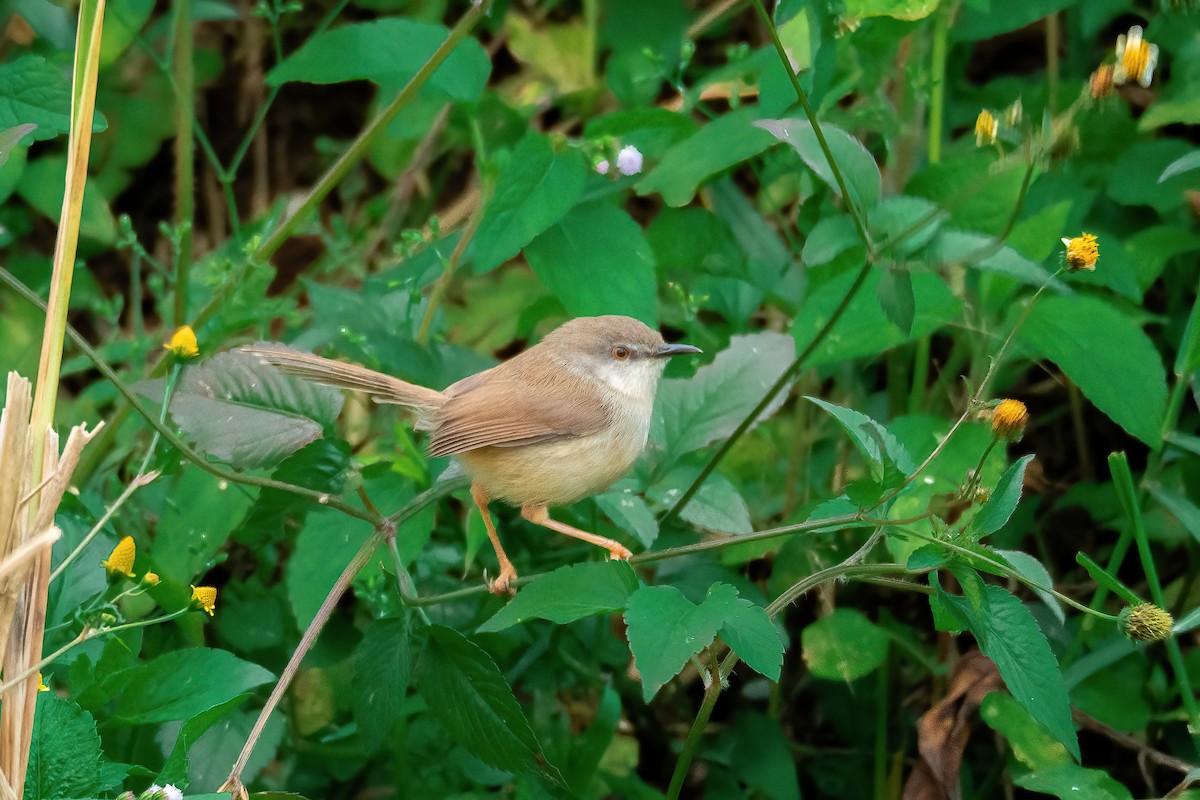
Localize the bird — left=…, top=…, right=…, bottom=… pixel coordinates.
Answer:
left=240, top=315, right=701, bottom=594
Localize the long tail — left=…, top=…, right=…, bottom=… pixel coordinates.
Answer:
left=238, top=343, right=445, bottom=415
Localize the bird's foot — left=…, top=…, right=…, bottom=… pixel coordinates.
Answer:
left=608, top=543, right=633, bottom=561
left=487, top=564, right=518, bottom=596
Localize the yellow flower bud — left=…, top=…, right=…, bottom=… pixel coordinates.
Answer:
left=142, top=572, right=160, bottom=586
left=37, top=673, right=49, bottom=692
left=1114, top=25, right=1159, bottom=88
left=164, top=325, right=199, bottom=359
left=991, top=399, right=1029, bottom=441
left=974, top=109, right=998, bottom=147
left=1062, top=233, right=1099, bottom=272
left=100, top=536, right=136, bottom=578
left=1119, top=603, right=1173, bottom=642
left=190, top=585, right=218, bottom=616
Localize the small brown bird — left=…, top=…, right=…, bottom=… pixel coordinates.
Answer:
left=241, top=315, right=700, bottom=594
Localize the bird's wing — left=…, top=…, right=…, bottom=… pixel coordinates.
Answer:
left=427, top=378, right=609, bottom=457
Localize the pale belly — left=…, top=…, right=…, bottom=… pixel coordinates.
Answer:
left=458, top=418, right=648, bottom=507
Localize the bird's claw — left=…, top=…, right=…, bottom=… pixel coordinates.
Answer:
left=487, top=565, right=518, bottom=596
left=608, top=544, right=633, bottom=561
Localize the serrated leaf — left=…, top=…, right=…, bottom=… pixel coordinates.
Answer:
left=594, top=492, right=659, bottom=548
left=651, top=332, right=795, bottom=468
left=1020, top=294, right=1166, bottom=447
left=164, top=348, right=344, bottom=470
left=676, top=471, right=754, bottom=534
left=478, top=561, right=640, bottom=633
left=354, top=616, right=411, bottom=754
left=473, top=134, right=586, bottom=272
left=157, top=695, right=248, bottom=786
left=25, top=693, right=105, bottom=799
left=0, top=56, right=73, bottom=142
left=624, top=583, right=741, bottom=701
left=939, top=584, right=1079, bottom=760
left=422, top=625, right=564, bottom=784
left=721, top=602, right=785, bottom=682
left=754, top=118, right=881, bottom=209
left=267, top=19, right=490, bottom=101
left=806, top=397, right=915, bottom=478
left=524, top=201, right=658, bottom=324
left=115, top=648, right=274, bottom=724
left=995, top=549, right=1065, bottom=626
left=876, top=268, right=915, bottom=334
left=801, top=609, right=889, bottom=681
left=974, top=454, right=1035, bottom=536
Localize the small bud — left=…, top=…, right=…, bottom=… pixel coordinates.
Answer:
left=1090, top=64, right=1115, bottom=99
left=1119, top=603, right=1173, bottom=642
left=975, top=109, right=998, bottom=147
left=616, top=145, right=644, bottom=176
left=990, top=399, right=1029, bottom=441
left=101, top=536, right=136, bottom=578
left=1061, top=232, right=1099, bottom=271
left=595, top=159, right=610, bottom=175
left=164, top=325, right=199, bottom=359
left=37, top=673, right=49, bottom=692
left=142, top=571, right=160, bottom=586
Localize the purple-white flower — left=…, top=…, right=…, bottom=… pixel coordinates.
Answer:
left=595, top=159, right=610, bottom=175
left=616, top=145, right=643, bottom=176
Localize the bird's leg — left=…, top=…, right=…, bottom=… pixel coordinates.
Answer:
left=471, top=483, right=517, bottom=595
left=520, top=503, right=633, bottom=561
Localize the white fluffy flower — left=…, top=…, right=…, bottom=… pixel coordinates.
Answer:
left=595, top=159, right=610, bottom=175
left=162, top=786, right=183, bottom=800
left=615, top=145, right=643, bottom=176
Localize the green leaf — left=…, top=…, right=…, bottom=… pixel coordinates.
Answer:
left=1147, top=482, right=1200, bottom=545
left=1075, top=553, right=1142, bottom=606
left=354, top=616, right=411, bottom=754
left=754, top=118, right=881, bottom=209
left=0, top=56, right=72, bottom=141
left=995, top=549, right=1065, bottom=626
left=116, top=647, right=274, bottom=724
left=524, top=201, right=658, bottom=324
left=728, top=711, right=802, bottom=800
left=801, top=608, right=889, bottom=681
left=843, top=0, right=938, bottom=19
left=25, top=693, right=104, bottom=799
left=163, top=348, right=345, bottom=470
left=594, top=492, right=659, bottom=548
left=1158, top=150, right=1200, bottom=183
left=1016, top=764, right=1134, bottom=800
left=975, top=454, right=1035, bottom=536
left=721, top=601, right=785, bottom=682
left=869, top=195, right=945, bottom=257
left=0, top=123, right=36, bottom=169
left=472, top=134, right=587, bottom=273
left=906, top=154, right=1028, bottom=235
left=478, top=561, right=640, bottom=633
left=422, top=625, right=565, bottom=784
left=287, top=510, right=386, bottom=629
left=677, top=471, right=754, bottom=534
left=806, top=397, right=915, bottom=478
left=17, top=156, right=117, bottom=243
left=267, top=19, right=490, bottom=100
left=157, top=695, right=248, bottom=786
left=791, top=264, right=961, bottom=367
left=636, top=107, right=777, bottom=206
left=651, top=332, right=795, bottom=468
left=624, top=583, right=741, bottom=701
left=1019, top=294, right=1167, bottom=447
left=929, top=229, right=1063, bottom=289
left=155, top=465, right=257, bottom=584
left=876, top=268, right=915, bottom=334
left=940, top=585, right=1079, bottom=760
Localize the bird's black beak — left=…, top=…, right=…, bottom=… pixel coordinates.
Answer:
left=656, top=343, right=702, bottom=358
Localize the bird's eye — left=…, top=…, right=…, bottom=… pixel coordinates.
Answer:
left=612, top=345, right=631, bottom=361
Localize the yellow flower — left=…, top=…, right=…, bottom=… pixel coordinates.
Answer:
left=1114, top=25, right=1159, bottom=87
left=191, top=585, right=217, bottom=616
left=164, top=325, right=199, bottom=359
left=1090, top=64, right=1115, bottom=99
left=974, top=109, right=998, bottom=147
left=101, top=536, right=136, bottom=578
left=991, top=399, right=1029, bottom=441
left=1061, top=232, right=1099, bottom=271
left=37, top=673, right=49, bottom=692
left=142, top=572, right=160, bottom=586
left=1119, top=603, right=1173, bottom=642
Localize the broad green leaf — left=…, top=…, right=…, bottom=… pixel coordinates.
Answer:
left=755, top=118, right=881, bottom=209
left=1107, top=139, right=1195, bottom=214
left=267, top=19, right=490, bottom=101
left=25, top=693, right=104, bottom=799
left=843, top=0, right=938, bottom=20
left=478, top=561, right=640, bottom=633
left=802, top=214, right=861, bottom=266
left=354, top=616, right=411, bottom=754
left=995, top=549, right=1065, bottom=626
left=952, top=0, right=1073, bottom=40
left=1158, top=150, right=1200, bottom=183
left=17, top=156, right=116, bottom=243
left=155, top=465, right=257, bottom=584
left=677, top=471, right=754, bottom=534
left=157, top=695, right=248, bottom=786
left=0, top=56, right=72, bottom=141
left=709, top=179, right=793, bottom=293
left=162, top=348, right=344, bottom=470
left=906, top=155, right=1028, bottom=235
left=524, top=201, right=658, bottom=324
left=876, top=268, right=915, bottom=334
left=728, top=711, right=802, bottom=800
left=594, top=491, right=659, bottom=547
left=868, top=195, right=945, bottom=256
left=801, top=609, right=888, bottom=681
left=636, top=108, right=777, bottom=206
left=624, top=583, right=741, bottom=701
left=99, top=0, right=155, bottom=66
left=584, top=108, right=698, bottom=159
left=791, top=264, right=961, bottom=367
left=940, top=585, right=1079, bottom=760
left=646, top=207, right=746, bottom=280
left=651, top=332, right=795, bottom=468
left=115, top=648, right=274, bottom=724
left=974, top=454, right=1035, bottom=536
left=1019, top=295, right=1167, bottom=447
left=472, top=134, right=586, bottom=273
left=721, top=601, right=785, bottom=682
left=286, top=511, right=386, bottom=629
left=1016, top=764, right=1134, bottom=800
left=1147, top=483, right=1200, bottom=544
left=806, top=397, right=915, bottom=478
left=507, top=15, right=592, bottom=94
left=564, top=683, right=622, bottom=794
left=928, top=229, right=1063, bottom=289
left=422, top=625, right=564, bottom=784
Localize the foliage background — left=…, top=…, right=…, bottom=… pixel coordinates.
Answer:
left=1, top=0, right=1199, bottom=797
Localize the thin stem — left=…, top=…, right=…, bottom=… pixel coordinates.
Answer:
left=666, top=659, right=721, bottom=799
left=253, top=1, right=489, bottom=261
left=48, top=471, right=158, bottom=584
left=927, top=2, right=950, bottom=164
left=416, top=182, right=487, bottom=344
left=172, top=0, right=194, bottom=327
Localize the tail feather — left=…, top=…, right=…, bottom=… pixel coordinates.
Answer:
left=238, top=343, right=445, bottom=415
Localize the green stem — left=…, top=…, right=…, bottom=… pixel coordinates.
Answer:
left=417, top=180, right=489, bottom=344
left=908, top=335, right=931, bottom=415
left=172, top=0, right=194, bottom=327
left=927, top=2, right=950, bottom=164
left=666, top=659, right=721, bottom=799
left=253, top=1, right=489, bottom=261
left=662, top=260, right=874, bottom=525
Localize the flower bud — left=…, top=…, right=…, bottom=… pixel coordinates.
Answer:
left=1119, top=603, right=1173, bottom=642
